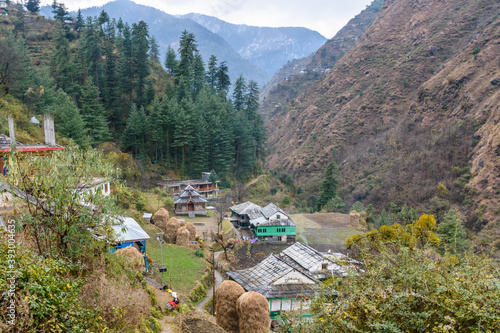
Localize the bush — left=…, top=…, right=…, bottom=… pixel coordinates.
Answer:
left=195, top=249, right=204, bottom=258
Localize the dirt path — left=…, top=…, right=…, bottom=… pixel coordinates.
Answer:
left=196, top=251, right=225, bottom=310
left=243, top=174, right=265, bottom=190
left=196, top=269, right=224, bottom=310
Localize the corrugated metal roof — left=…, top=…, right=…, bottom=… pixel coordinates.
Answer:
left=112, top=217, right=150, bottom=242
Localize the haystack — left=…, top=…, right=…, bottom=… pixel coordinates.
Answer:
left=227, top=238, right=237, bottom=247
left=349, top=210, right=361, bottom=228
left=153, top=208, right=169, bottom=230
left=176, top=226, right=190, bottom=246
left=114, top=246, right=144, bottom=270
left=166, top=217, right=180, bottom=243
left=185, top=222, right=197, bottom=240
left=216, top=281, right=245, bottom=333
left=236, top=291, right=270, bottom=333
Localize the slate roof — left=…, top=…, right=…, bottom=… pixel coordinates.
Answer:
left=281, top=242, right=348, bottom=277
left=230, top=201, right=264, bottom=220
left=227, top=254, right=319, bottom=298
left=112, top=216, right=150, bottom=242
left=254, top=218, right=296, bottom=227
left=261, top=203, right=287, bottom=219
left=174, top=186, right=207, bottom=204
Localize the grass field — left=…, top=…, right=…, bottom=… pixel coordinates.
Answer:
left=141, top=221, right=209, bottom=297
left=292, top=213, right=360, bottom=251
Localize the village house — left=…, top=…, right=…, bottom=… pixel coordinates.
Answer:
left=173, top=185, right=208, bottom=216
left=227, top=242, right=352, bottom=318
left=229, top=201, right=296, bottom=242
left=156, top=172, right=219, bottom=198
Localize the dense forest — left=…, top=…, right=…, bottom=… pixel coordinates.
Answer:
left=0, top=3, right=266, bottom=182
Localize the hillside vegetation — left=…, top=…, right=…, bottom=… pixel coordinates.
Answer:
left=264, top=0, right=500, bottom=252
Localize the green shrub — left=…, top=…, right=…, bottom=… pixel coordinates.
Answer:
left=195, top=249, right=204, bottom=258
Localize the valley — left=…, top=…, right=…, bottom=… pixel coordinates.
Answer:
left=0, top=0, right=499, bottom=331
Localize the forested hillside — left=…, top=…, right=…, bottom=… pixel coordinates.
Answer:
left=264, top=0, right=500, bottom=251
left=1, top=3, right=266, bottom=183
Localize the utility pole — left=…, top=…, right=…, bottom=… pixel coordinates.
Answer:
left=212, top=250, right=216, bottom=314
left=156, top=232, right=167, bottom=289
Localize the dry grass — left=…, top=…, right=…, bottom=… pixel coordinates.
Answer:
left=216, top=281, right=245, bottom=333
left=113, top=246, right=144, bottom=270
left=176, top=227, right=190, bottom=246
left=80, top=274, right=151, bottom=329
left=153, top=208, right=170, bottom=230
left=289, top=214, right=321, bottom=229
left=302, top=213, right=350, bottom=228
left=166, top=217, right=180, bottom=243
left=236, top=292, right=270, bottom=333
left=185, top=222, right=197, bottom=241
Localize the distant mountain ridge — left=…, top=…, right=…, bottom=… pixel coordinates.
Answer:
left=41, top=0, right=326, bottom=88
left=181, top=13, right=326, bottom=78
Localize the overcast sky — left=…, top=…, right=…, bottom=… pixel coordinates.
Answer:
left=41, top=0, right=374, bottom=38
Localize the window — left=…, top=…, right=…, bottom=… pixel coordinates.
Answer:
left=277, top=214, right=280, bottom=219
left=321, top=263, right=328, bottom=270
left=277, top=236, right=282, bottom=241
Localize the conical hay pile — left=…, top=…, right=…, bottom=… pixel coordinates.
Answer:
left=176, top=226, right=190, bottom=246
left=166, top=217, right=180, bottom=243
left=114, top=246, right=144, bottom=270
left=236, top=291, right=270, bottom=333
left=349, top=210, right=361, bottom=228
left=153, top=208, right=169, bottom=230
left=185, top=222, right=197, bottom=240
left=216, top=281, right=245, bottom=333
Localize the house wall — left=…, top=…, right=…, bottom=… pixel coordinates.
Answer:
left=272, top=271, right=316, bottom=285
left=269, top=298, right=311, bottom=312
left=268, top=212, right=289, bottom=221
left=255, top=225, right=296, bottom=237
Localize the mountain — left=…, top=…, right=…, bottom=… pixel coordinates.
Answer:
left=264, top=0, right=500, bottom=249
left=181, top=13, right=326, bottom=78
left=41, top=0, right=326, bottom=88
left=260, top=0, right=384, bottom=115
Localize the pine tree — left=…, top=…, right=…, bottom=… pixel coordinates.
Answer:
left=51, top=1, right=69, bottom=23
left=80, top=77, right=111, bottom=146
left=49, top=88, right=87, bottom=146
left=232, top=75, right=246, bottom=113
left=121, top=104, right=147, bottom=155
left=82, top=16, right=104, bottom=92
left=164, top=45, right=177, bottom=76
left=51, top=24, right=80, bottom=99
left=206, top=55, right=218, bottom=90
left=173, top=104, right=193, bottom=177
left=192, top=51, right=205, bottom=98
left=436, top=209, right=468, bottom=255
left=118, top=23, right=134, bottom=106
left=26, top=0, right=40, bottom=14
left=216, top=61, right=230, bottom=94
left=131, top=21, right=150, bottom=106
left=316, top=162, right=340, bottom=211
left=75, top=9, right=84, bottom=32
left=149, top=36, right=160, bottom=63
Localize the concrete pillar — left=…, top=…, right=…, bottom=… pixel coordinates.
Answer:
left=8, top=115, right=15, bottom=143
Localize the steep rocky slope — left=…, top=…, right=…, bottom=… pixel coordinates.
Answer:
left=260, top=0, right=384, bottom=116
left=265, top=0, right=500, bottom=246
